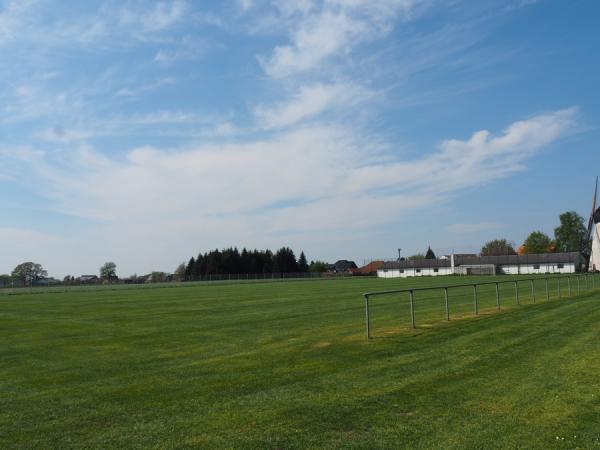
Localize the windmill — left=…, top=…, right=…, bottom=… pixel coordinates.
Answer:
left=588, top=177, right=600, bottom=272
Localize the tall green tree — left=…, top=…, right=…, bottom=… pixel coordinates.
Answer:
left=273, top=247, right=299, bottom=273
left=298, top=251, right=309, bottom=272
left=99, top=262, right=117, bottom=281
left=408, top=253, right=425, bottom=261
left=480, top=239, right=517, bottom=256
left=173, top=263, right=186, bottom=281
left=554, top=211, right=589, bottom=253
left=184, top=257, right=196, bottom=281
left=150, top=272, right=167, bottom=283
left=308, top=261, right=328, bottom=273
left=522, top=231, right=553, bottom=254
left=0, top=274, right=12, bottom=287
left=425, top=247, right=436, bottom=259
left=11, top=262, right=47, bottom=286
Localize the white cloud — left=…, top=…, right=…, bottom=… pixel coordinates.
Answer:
left=119, top=1, right=187, bottom=32
left=237, top=0, right=254, bottom=12
left=259, top=0, right=421, bottom=77
left=254, top=82, right=373, bottom=129
left=0, top=0, right=35, bottom=45
left=0, top=108, right=578, bottom=276
left=349, top=108, right=578, bottom=195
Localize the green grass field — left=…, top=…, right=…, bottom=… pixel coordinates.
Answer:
left=2, top=275, right=600, bottom=449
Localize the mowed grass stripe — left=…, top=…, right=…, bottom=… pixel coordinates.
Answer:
left=1, top=277, right=599, bottom=448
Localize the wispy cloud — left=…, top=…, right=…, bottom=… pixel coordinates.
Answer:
left=259, top=0, right=422, bottom=77
left=0, top=108, right=578, bottom=274
left=0, top=0, right=36, bottom=45
left=254, top=81, right=374, bottom=129
left=118, top=1, right=187, bottom=32
left=0, top=0, right=589, bottom=276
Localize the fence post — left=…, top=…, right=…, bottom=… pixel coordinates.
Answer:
left=364, top=294, right=370, bottom=339
left=568, top=276, right=572, bottom=298
left=515, top=281, right=520, bottom=305
left=495, top=282, right=500, bottom=310
left=531, top=279, right=535, bottom=304
left=444, top=287, right=449, bottom=321
left=473, top=285, right=478, bottom=315
left=545, top=278, right=549, bottom=301
left=409, top=290, right=416, bottom=329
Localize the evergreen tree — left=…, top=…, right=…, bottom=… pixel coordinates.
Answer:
left=425, top=247, right=436, bottom=259
left=185, top=257, right=196, bottom=281
left=298, top=251, right=309, bottom=272
left=274, top=247, right=299, bottom=273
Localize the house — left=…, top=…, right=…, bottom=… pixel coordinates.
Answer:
left=329, top=260, right=358, bottom=273
left=351, top=260, right=385, bottom=275
left=79, top=275, right=99, bottom=283
left=377, top=252, right=585, bottom=278
left=440, top=253, right=477, bottom=260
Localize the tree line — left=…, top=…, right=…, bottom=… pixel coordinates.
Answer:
left=405, top=211, right=590, bottom=259
left=481, top=211, right=589, bottom=256
left=1, top=211, right=591, bottom=287
left=174, top=247, right=320, bottom=281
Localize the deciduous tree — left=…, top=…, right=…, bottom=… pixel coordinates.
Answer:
left=480, top=239, right=517, bottom=256
left=522, top=231, right=554, bottom=254
left=11, top=262, right=47, bottom=286
left=100, top=262, right=117, bottom=281
left=308, top=261, right=328, bottom=273
left=554, top=211, right=589, bottom=253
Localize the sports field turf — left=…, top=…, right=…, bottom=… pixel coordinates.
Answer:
left=1, top=275, right=599, bottom=448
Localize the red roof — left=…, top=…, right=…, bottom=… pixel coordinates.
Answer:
left=351, top=260, right=385, bottom=275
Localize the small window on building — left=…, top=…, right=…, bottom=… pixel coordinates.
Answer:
left=399, top=269, right=404, bottom=273
left=434, top=268, right=439, bottom=273
left=557, top=264, right=564, bottom=269
left=416, top=269, right=421, bottom=273
left=533, top=264, right=540, bottom=269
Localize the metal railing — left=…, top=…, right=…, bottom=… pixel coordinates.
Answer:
left=363, top=273, right=600, bottom=339
left=0, top=271, right=361, bottom=296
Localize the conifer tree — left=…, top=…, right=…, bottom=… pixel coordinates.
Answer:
left=298, top=251, right=309, bottom=272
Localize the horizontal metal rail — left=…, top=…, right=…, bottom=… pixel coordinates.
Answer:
left=363, top=273, right=599, bottom=339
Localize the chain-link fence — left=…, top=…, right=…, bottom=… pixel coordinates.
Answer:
left=363, top=273, right=600, bottom=339
left=0, top=271, right=359, bottom=296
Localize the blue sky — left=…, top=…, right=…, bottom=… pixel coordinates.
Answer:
left=1, top=0, right=599, bottom=277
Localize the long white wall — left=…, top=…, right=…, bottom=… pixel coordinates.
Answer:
left=499, top=263, right=575, bottom=275
left=590, top=223, right=600, bottom=272
left=377, top=267, right=453, bottom=278
left=378, top=263, right=576, bottom=278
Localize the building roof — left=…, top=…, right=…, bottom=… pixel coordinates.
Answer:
left=380, top=252, right=583, bottom=270
left=330, top=260, right=358, bottom=271
left=351, top=260, right=385, bottom=274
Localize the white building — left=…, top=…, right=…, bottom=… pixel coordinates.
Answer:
left=589, top=207, right=600, bottom=272
left=377, top=252, right=585, bottom=278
